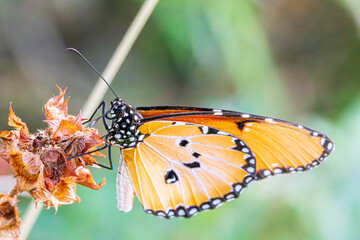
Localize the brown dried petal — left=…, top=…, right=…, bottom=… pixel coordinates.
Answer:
left=57, top=135, right=87, bottom=157
left=82, top=128, right=104, bottom=151
left=75, top=167, right=105, bottom=190
left=7, top=149, right=42, bottom=192
left=0, top=131, right=13, bottom=148
left=40, top=147, right=77, bottom=183
left=8, top=104, right=29, bottom=136
left=44, top=85, right=68, bottom=121
left=76, top=152, right=103, bottom=167
left=0, top=194, right=20, bottom=238
left=31, top=177, right=80, bottom=213
left=47, top=114, right=82, bottom=139
left=0, top=147, right=9, bottom=166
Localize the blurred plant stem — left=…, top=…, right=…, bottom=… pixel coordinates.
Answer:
left=20, top=204, right=43, bottom=240
left=81, top=0, right=160, bottom=119
left=343, top=0, right=360, bottom=30
left=19, top=0, right=160, bottom=239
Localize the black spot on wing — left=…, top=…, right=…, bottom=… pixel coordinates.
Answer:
left=183, top=161, right=201, bottom=169
left=236, top=120, right=258, bottom=131
left=179, top=139, right=189, bottom=147
left=207, top=128, right=219, bottom=134
left=164, top=170, right=178, bottom=184
left=192, top=152, right=201, bottom=158
left=198, top=126, right=219, bottom=134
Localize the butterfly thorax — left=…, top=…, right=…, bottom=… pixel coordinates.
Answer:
left=107, top=99, right=143, bottom=149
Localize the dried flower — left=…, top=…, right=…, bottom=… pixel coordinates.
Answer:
left=0, top=189, right=20, bottom=239
left=0, top=86, right=105, bottom=238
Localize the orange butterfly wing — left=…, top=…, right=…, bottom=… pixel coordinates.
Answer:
left=137, top=106, right=209, bottom=118
left=122, top=120, right=255, bottom=218
left=137, top=106, right=334, bottom=179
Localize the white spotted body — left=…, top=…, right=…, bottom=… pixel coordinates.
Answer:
left=107, top=99, right=144, bottom=149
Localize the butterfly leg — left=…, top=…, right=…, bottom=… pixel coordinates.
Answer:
left=92, top=102, right=111, bottom=131
left=68, top=144, right=109, bottom=160
left=67, top=134, right=113, bottom=170
left=82, top=101, right=105, bottom=125
left=89, top=142, right=113, bottom=170
left=82, top=101, right=110, bottom=130
left=100, top=144, right=113, bottom=170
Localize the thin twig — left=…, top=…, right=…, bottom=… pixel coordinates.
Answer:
left=19, top=0, right=160, bottom=239
left=82, top=0, right=160, bottom=118
left=20, top=204, right=43, bottom=240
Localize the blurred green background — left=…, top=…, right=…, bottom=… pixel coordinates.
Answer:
left=1, top=0, right=360, bottom=239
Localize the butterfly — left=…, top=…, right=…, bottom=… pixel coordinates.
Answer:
left=68, top=48, right=334, bottom=219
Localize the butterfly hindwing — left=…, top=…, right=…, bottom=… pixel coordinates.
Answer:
left=137, top=106, right=334, bottom=179
left=122, top=121, right=255, bottom=218
left=116, top=157, right=136, bottom=212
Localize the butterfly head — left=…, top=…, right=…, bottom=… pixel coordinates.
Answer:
left=108, top=98, right=125, bottom=117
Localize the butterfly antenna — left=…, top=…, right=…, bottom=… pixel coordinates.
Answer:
left=66, top=48, right=119, bottom=99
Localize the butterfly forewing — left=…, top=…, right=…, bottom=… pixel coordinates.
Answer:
left=137, top=106, right=334, bottom=179
left=122, top=121, right=255, bottom=218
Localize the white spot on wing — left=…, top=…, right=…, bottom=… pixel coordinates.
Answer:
left=327, top=142, right=333, bottom=150
left=213, top=110, right=223, bottom=115
left=248, top=158, right=255, bottom=165
left=225, top=194, right=235, bottom=200
left=202, top=126, right=209, bottom=134
left=189, top=208, right=198, bottom=215
left=244, top=154, right=252, bottom=160
left=138, top=134, right=145, bottom=141
left=201, top=204, right=211, bottom=210
left=212, top=199, right=221, bottom=206
left=242, top=114, right=250, bottom=118
left=241, top=148, right=250, bottom=153
left=167, top=210, right=175, bottom=217
left=234, top=184, right=242, bottom=192
left=245, top=176, right=253, bottom=184
left=263, top=170, right=271, bottom=177
left=217, top=131, right=228, bottom=135
left=177, top=209, right=186, bottom=216
left=157, top=212, right=166, bottom=217
left=246, top=166, right=255, bottom=173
